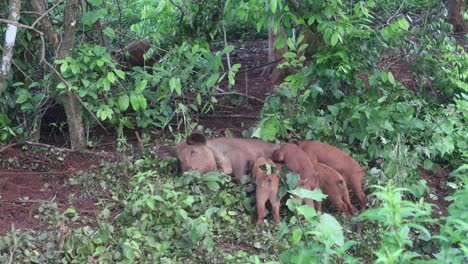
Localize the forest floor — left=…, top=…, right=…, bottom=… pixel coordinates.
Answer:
left=0, top=39, right=451, bottom=235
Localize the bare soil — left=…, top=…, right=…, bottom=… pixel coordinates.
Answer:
left=0, top=147, right=98, bottom=235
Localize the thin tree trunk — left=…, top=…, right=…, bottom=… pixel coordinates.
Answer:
left=261, top=0, right=275, bottom=77
left=30, top=0, right=59, bottom=51
left=57, top=0, right=85, bottom=150
left=447, top=0, right=466, bottom=32
left=30, top=0, right=85, bottom=150
left=0, top=0, right=21, bottom=93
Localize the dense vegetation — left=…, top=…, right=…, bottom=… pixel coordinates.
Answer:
left=0, top=0, right=467, bottom=263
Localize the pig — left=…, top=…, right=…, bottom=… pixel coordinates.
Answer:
left=271, top=143, right=319, bottom=209
left=251, top=158, right=281, bottom=226
left=295, top=140, right=368, bottom=210
left=315, top=163, right=357, bottom=215
left=111, top=39, right=159, bottom=69
left=157, top=132, right=279, bottom=181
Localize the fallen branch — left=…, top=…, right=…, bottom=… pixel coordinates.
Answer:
left=0, top=143, right=17, bottom=153
left=134, top=131, right=144, bottom=155
left=199, top=114, right=258, bottom=119
left=0, top=141, right=122, bottom=159
left=0, top=199, right=48, bottom=204
left=211, top=92, right=265, bottom=104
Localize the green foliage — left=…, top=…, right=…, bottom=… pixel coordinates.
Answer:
left=279, top=193, right=357, bottom=263
left=357, top=184, right=436, bottom=262
left=433, top=165, right=468, bottom=263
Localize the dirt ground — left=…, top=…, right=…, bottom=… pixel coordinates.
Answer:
left=0, top=39, right=451, bottom=235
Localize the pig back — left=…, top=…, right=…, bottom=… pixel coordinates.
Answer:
left=208, top=137, right=278, bottom=178
left=298, top=140, right=362, bottom=176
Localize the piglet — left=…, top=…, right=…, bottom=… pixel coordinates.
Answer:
left=271, top=143, right=319, bottom=209
left=295, top=140, right=368, bottom=210
left=315, top=163, right=357, bottom=215
left=251, top=158, right=281, bottom=226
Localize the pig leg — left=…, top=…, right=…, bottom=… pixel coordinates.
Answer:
left=304, top=198, right=316, bottom=209
left=349, top=178, right=366, bottom=210
left=233, top=162, right=248, bottom=182
left=342, top=193, right=357, bottom=215
left=256, top=188, right=268, bottom=226
left=327, top=195, right=348, bottom=215
left=269, top=184, right=281, bottom=224
left=314, top=201, right=322, bottom=212
left=356, top=191, right=366, bottom=211
left=270, top=197, right=281, bottom=224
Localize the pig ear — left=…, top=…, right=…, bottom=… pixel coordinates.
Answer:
left=272, top=149, right=285, bottom=162
left=157, top=145, right=177, bottom=159
left=186, top=132, right=207, bottom=146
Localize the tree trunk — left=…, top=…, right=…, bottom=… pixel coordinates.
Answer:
left=57, top=0, right=85, bottom=150
left=447, top=0, right=466, bottom=32
left=261, top=0, right=276, bottom=77
left=0, top=0, right=21, bottom=93
left=31, top=0, right=85, bottom=150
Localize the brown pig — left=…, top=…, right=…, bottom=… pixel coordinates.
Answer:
left=295, top=140, right=368, bottom=210
left=251, top=158, right=281, bottom=226
left=315, top=163, right=357, bottom=215
left=271, top=143, right=319, bottom=209
left=157, top=133, right=279, bottom=181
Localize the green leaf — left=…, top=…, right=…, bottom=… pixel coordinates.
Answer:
left=315, top=213, right=344, bottom=247
left=118, top=94, right=130, bottom=111
left=20, top=103, right=33, bottom=111
left=296, top=204, right=317, bottom=220
left=130, top=94, right=140, bottom=111
left=103, top=27, right=115, bottom=38
left=138, top=95, right=147, bottom=110
left=123, top=243, right=135, bottom=261
left=70, top=64, right=80, bottom=75
left=101, top=208, right=110, bottom=219
left=57, top=82, right=67, bottom=90
left=191, top=220, right=207, bottom=243
left=206, top=73, right=220, bottom=88
left=96, top=59, right=105, bottom=67
left=16, top=89, right=31, bottom=104
left=204, top=172, right=222, bottom=182
left=107, top=71, right=116, bottom=83
left=398, top=18, right=410, bottom=30
left=88, top=0, right=102, bottom=6
left=145, top=199, right=155, bottom=210
left=82, top=79, right=91, bottom=88
left=285, top=172, right=300, bottom=189
left=328, top=105, right=340, bottom=116
left=331, top=32, right=340, bottom=46
left=292, top=228, right=302, bottom=244
left=82, top=9, right=107, bottom=27
left=270, top=0, right=277, bottom=13
left=135, top=79, right=147, bottom=93
left=289, top=188, right=327, bottom=201
left=169, top=77, right=182, bottom=96
left=102, top=78, right=111, bottom=91
left=283, top=52, right=296, bottom=59
left=205, top=181, right=220, bottom=191
left=66, top=207, right=77, bottom=214
left=222, top=44, right=235, bottom=54
left=388, top=72, right=396, bottom=85
left=114, top=69, right=125, bottom=79
left=60, top=62, right=68, bottom=74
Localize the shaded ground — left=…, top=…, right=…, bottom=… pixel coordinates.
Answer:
left=0, top=147, right=99, bottom=235
left=198, top=40, right=273, bottom=135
